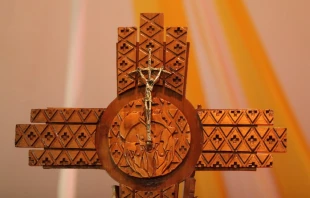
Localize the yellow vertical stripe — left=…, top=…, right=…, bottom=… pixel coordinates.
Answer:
left=215, top=0, right=310, bottom=197
left=132, top=1, right=225, bottom=197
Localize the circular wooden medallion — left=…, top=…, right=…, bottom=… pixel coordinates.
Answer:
left=108, top=97, right=191, bottom=178
left=96, top=87, right=202, bottom=191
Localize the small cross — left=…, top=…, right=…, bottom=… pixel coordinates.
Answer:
left=78, top=132, right=87, bottom=141
left=120, top=60, right=127, bottom=67
left=76, top=158, right=86, bottom=165
left=112, top=121, right=119, bottom=128
left=27, top=131, right=36, bottom=140
left=119, top=78, right=127, bottom=84
left=120, top=43, right=129, bottom=51
left=213, top=134, right=222, bottom=143
left=42, top=157, right=51, bottom=165
left=172, top=76, right=182, bottom=84
left=61, top=132, right=70, bottom=141
left=196, top=161, right=205, bottom=168
left=162, top=116, right=168, bottom=123
left=174, top=60, right=182, bottom=67
left=231, top=110, right=240, bottom=117
left=120, top=28, right=129, bottom=34
left=248, top=162, right=257, bottom=168
left=44, top=132, right=53, bottom=141
left=215, top=110, right=222, bottom=116
left=213, top=161, right=222, bottom=168
left=174, top=44, right=182, bottom=51
left=174, top=27, right=183, bottom=34
left=230, top=135, right=239, bottom=143
left=248, top=110, right=257, bottom=116
left=147, top=25, right=155, bottom=32
left=179, top=145, right=187, bottom=154
left=93, top=158, right=101, bottom=165
left=178, top=116, right=185, bottom=123
left=266, top=135, right=276, bottom=144
left=231, top=162, right=240, bottom=168
left=248, top=135, right=257, bottom=144
left=60, top=158, right=69, bottom=165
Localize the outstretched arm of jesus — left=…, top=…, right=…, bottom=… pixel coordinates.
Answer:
left=138, top=68, right=147, bottom=82
left=154, top=68, right=163, bottom=83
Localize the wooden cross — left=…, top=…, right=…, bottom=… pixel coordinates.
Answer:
left=15, top=13, right=287, bottom=198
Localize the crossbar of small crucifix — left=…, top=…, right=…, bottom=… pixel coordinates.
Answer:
left=128, top=48, right=170, bottom=151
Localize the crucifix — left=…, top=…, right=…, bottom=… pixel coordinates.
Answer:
left=128, top=47, right=171, bottom=151
left=14, top=13, right=287, bottom=198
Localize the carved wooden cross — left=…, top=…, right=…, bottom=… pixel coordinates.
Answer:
left=15, top=13, right=287, bottom=198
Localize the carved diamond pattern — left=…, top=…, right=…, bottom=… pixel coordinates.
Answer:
left=165, top=73, right=184, bottom=89
left=76, top=126, right=90, bottom=147
left=167, top=40, right=186, bottom=56
left=24, top=125, right=39, bottom=146
left=117, top=41, right=134, bottom=55
left=58, top=126, right=73, bottom=147
left=118, top=57, right=134, bottom=72
left=263, top=129, right=278, bottom=152
left=140, top=39, right=161, bottom=54
left=210, top=128, right=224, bottom=150
left=41, top=126, right=55, bottom=147
left=167, top=27, right=187, bottom=39
left=140, top=22, right=161, bottom=38
left=166, top=58, right=185, bottom=72
left=228, top=129, right=242, bottom=150
left=118, top=73, right=134, bottom=90
left=245, top=129, right=260, bottom=151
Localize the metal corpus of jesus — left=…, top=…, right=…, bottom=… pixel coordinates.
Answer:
left=15, top=13, right=287, bottom=198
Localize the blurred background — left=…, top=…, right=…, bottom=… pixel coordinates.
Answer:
left=1, top=0, right=309, bottom=197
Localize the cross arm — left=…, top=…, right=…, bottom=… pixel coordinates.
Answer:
left=195, top=108, right=287, bottom=171
left=16, top=108, right=104, bottom=169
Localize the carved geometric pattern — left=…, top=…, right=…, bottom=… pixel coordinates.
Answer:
left=165, top=27, right=188, bottom=95
left=28, top=149, right=101, bottom=168
left=15, top=124, right=97, bottom=149
left=118, top=184, right=178, bottom=198
left=117, top=27, right=137, bottom=94
left=108, top=97, right=191, bottom=178
left=139, top=13, right=164, bottom=85
left=201, top=126, right=287, bottom=153
left=195, top=153, right=273, bottom=170
left=197, top=109, right=274, bottom=125
left=30, top=108, right=105, bottom=123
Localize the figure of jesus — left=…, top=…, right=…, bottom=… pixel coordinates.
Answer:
left=128, top=48, right=170, bottom=151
